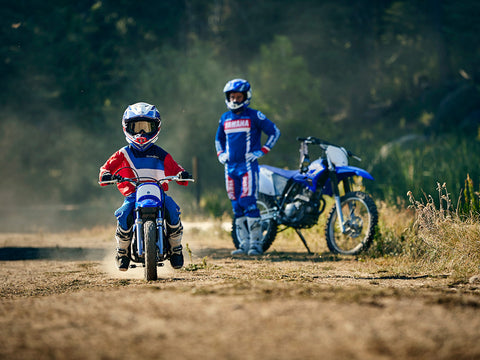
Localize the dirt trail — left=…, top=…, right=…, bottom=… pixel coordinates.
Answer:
left=0, top=223, right=479, bottom=360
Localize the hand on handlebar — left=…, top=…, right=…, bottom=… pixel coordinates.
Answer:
left=101, top=173, right=113, bottom=182
left=100, top=173, right=124, bottom=183
left=178, top=171, right=192, bottom=180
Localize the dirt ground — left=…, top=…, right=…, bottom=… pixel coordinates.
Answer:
left=1, top=222, right=479, bottom=360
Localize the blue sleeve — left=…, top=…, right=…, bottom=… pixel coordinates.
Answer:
left=215, top=117, right=226, bottom=155
left=254, top=110, right=280, bottom=153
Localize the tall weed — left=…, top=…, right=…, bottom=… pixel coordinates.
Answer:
left=406, top=182, right=480, bottom=280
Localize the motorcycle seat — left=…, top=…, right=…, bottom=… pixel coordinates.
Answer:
left=260, top=165, right=299, bottom=179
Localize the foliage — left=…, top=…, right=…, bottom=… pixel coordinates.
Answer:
left=459, top=174, right=480, bottom=216
left=368, top=134, right=480, bottom=206
left=1, top=0, right=480, bottom=220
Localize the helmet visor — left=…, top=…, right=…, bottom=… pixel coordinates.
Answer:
left=126, top=120, right=158, bottom=135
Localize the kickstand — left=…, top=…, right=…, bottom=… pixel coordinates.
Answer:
left=295, top=229, right=312, bottom=254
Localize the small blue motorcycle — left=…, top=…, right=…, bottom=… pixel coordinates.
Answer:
left=100, top=168, right=194, bottom=280
left=232, top=136, right=378, bottom=255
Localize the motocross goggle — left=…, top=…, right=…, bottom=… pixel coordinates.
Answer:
left=126, top=119, right=159, bottom=135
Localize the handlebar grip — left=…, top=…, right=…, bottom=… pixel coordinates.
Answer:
left=177, top=178, right=195, bottom=182
left=297, top=136, right=321, bottom=144
left=98, top=180, right=117, bottom=185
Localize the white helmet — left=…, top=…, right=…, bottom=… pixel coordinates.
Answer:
left=223, top=79, right=252, bottom=111
left=121, top=102, right=161, bottom=151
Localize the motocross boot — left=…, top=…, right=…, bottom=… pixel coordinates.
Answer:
left=167, top=221, right=184, bottom=269
left=247, top=217, right=263, bottom=256
left=115, top=225, right=132, bottom=271
left=231, top=216, right=249, bottom=255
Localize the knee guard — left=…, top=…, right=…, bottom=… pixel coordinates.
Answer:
left=166, top=221, right=183, bottom=250
left=115, top=224, right=133, bottom=251
left=231, top=216, right=249, bottom=255
left=247, top=217, right=263, bottom=255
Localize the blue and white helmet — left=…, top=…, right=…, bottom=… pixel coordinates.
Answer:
left=122, top=102, right=162, bottom=151
left=223, top=79, right=252, bottom=111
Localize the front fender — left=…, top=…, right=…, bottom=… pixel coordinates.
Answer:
left=336, top=166, right=374, bottom=181
left=136, top=198, right=161, bottom=208
left=321, top=166, right=374, bottom=196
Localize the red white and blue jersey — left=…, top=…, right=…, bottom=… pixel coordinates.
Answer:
left=99, top=145, right=187, bottom=196
left=215, top=107, right=280, bottom=167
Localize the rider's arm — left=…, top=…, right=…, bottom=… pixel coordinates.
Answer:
left=215, top=118, right=227, bottom=158
left=255, top=111, right=281, bottom=155
left=164, top=154, right=188, bottom=187
left=99, top=150, right=124, bottom=186
left=98, top=148, right=136, bottom=196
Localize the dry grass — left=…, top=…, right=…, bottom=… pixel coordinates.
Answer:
left=406, top=184, right=480, bottom=280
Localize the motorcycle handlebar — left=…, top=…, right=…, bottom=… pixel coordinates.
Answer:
left=98, top=176, right=195, bottom=186
left=296, top=136, right=334, bottom=147
left=296, top=136, right=361, bottom=161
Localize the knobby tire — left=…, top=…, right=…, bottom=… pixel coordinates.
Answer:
left=144, top=220, right=158, bottom=281
left=325, top=191, right=378, bottom=255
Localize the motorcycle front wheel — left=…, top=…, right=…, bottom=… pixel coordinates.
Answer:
left=232, top=193, right=278, bottom=253
left=325, top=191, right=378, bottom=256
left=144, top=220, right=158, bottom=281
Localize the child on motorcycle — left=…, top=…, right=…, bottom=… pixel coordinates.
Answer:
left=99, top=102, right=191, bottom=271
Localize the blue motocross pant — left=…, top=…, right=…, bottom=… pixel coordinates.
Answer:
left=225, top=161, right=260, bottom=218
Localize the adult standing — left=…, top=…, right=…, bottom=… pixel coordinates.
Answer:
left=215, top=79, right=280, bottom=255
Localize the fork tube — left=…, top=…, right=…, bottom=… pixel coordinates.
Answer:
left=334, top=196, right=346, bottom=233
left=330, top=172, right=346, bottom=233
left=135, top=211, right=144, bottom=256
left=156, top=211, right=164, bottom=256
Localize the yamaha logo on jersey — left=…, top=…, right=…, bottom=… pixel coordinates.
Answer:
left=257, top=111, right=266, bottom=120
left=224, top=118, right=251, bottom=133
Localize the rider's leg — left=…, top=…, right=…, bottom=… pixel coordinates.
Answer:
left=165, top=195, right=184, bottom=269
left=231, top=215, right=249, bottom=255
left=244, top=201, right=262, bottom=255
left=237, top=167, right=263, bottom=255
left=246, top=216, right=262, bottom=255
left=114, top=195, right=135, bottom=271
left=226, top=173, right=250, bottom=255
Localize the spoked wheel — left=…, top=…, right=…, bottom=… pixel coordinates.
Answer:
left=144, top=220, right=158, bottom=281
left=232, top=194, right=278, bottom=253
left=325, top=191, right=378, bottom=255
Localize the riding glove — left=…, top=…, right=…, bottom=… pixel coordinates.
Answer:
left=218, top=152, right=228, bottom=164
left=101, top=173, right=113, bottom=182
left=178, top=171, right=192, bottom=179
left=245, top=150, right=265, bottom=162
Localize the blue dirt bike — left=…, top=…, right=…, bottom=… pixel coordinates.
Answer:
left=100, top=168, right=194, bottom=281
left=232, top=136, right=378, bottom=255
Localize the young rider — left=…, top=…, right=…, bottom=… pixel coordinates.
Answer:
left=215, top=79, right=280, bottom=255
left=99, top=102, right=191, bottom=271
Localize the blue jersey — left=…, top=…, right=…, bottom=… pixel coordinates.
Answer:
left=215, top=107, right=280, bottom=166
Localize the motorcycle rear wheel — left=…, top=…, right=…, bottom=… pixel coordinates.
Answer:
left=232, top=194, right=278, bottom=253
left=325, top=191, right=378, bottom=255
left=144, top=220, right=158, bottom=281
